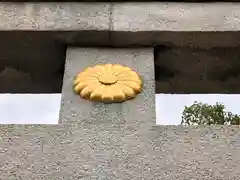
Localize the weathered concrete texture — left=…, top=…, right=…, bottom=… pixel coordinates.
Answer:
left=149, top=126, right=240, bottom=179
left=1, top=2, right=240, bottom=48
left=1, top=125, right=240, bottom=179
left=60, top=48, right=155, bottom=126
left=112, top=2, right=240, bottom=32
left=0, top=2, right=109, bottom=30
left=155, top=46, right=240, bottom=93
left=111, top=3, right=240, bottom=47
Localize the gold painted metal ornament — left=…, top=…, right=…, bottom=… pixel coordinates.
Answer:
left=73, top=64, right=142, bottom=103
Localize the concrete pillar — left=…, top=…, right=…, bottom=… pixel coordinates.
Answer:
left=58, top=47, right=156, bottom=178
left=60, top=48, right=155, bottom=127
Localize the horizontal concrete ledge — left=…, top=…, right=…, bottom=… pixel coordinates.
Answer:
left=112, top=2, right=240, bottom=32
left=1, top=3, right=240, bottom=48
left=0, top=2, right=109, bottom=30
left=110, top=2, right=240, bottom=47
left=1, top=125, right=240, bottom=179
left=1, top=2, right=240, bottom=32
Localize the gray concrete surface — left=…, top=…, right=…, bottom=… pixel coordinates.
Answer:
left=2, top=125, right=240, bottom=179
left=0, top=2, right=109, bottom=30
left=0, top=3, right=111, bottom=49
left=59, top=48, right=156, bottom=126
left=113, top=2, right=240, bottom=32
left=1, top=2, right=240, bottom=48
left=111, top=2, right=240, bottom=47
left=112, top=3, right=240, bottom=32
left=1, top=2, right=240, bottom=179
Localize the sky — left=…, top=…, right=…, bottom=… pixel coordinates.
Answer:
left=0, top=94, right=240, bottom=125
left=156, top=94, right=240, bottom=125
left=0, top=94, right=61, bottom=124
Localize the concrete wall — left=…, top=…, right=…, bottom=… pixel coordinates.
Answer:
left=0, top=2, right=240, bottom=48
left=1, top=2, right=240, bottom=180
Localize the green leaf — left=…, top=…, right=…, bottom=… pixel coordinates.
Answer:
left=181, top=101, right=240, bottom=125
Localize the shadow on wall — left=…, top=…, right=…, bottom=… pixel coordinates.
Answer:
left=154, top=45, right=240, bottom=94
left=0, top=32, right=67, bottom=93
left=0, top=67, right=63, bottom=93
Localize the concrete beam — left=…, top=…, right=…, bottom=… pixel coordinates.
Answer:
left=111, top=2, right=240, bottom=47
left=0, top=3, right=111, bottom=45
left=0, top=2, right=240, bottom=48
left=0, top=2, right=109, bottom=31
left=112, top=2, right=240, bottom=32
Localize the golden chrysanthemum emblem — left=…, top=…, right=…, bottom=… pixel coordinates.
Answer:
left=73, top=64, right=142, bottom=103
